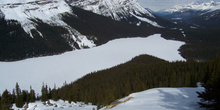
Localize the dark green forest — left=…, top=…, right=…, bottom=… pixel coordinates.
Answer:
left=197, top=55, right=220, bottom=110
left=47, top=55, right=220, bottom=108
left=54, top=55, right=206, bottom=107
left=180, top=28, right=220, bottom=60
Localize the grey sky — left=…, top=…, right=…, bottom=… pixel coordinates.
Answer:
left=137, top=0, right=220, bottom=11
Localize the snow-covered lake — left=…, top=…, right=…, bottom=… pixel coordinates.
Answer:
left=0, top=34, right=185, bottom=93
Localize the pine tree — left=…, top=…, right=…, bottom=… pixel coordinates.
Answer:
left=11, top=89, right=16, bottom=103
left=1, top=90, right=13, bottom=110
left=197, top=75, right=220, bottom=109
left=15, top=83, right=24, bottom=108
left=197, top=56, right=220, bottom=109
left=22, top=90, right=29, bottom=103
left=41, top=83, right=48, bottom=102
left=48, top=87, right=52, bottom=99
left=51, top=85, right=59, bottom=101
left=0, top=94, right=2, bottom=110
left=29, top=86, right=36, bottom=102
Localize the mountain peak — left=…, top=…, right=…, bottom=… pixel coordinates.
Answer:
left=69, top=0, right=155, bottom=21
left=67, top=0, right=168, bottom=28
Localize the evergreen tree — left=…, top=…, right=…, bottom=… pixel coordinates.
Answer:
left=197, top=56, right=220, bottom=109
left=1, top=90, right=13, bottom=110
left=29, top=86, right=36, bottom=102
left=22, top=90, right=29, bottom=103
left=48, top=87, right=52, bottom=100
left=51, top=85, right=59, bottom=101
left=41, top=83, right=48, bottom=102
left=11, top=89, right=16, bottom=104
left=0, top=94, right=2, bottom=110
left=15, top=83, right=24, bottom=108
left=197, top=75, right=220, bottom=109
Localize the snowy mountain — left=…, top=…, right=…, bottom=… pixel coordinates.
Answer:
left=68, top=0, right=154, bottom=20
left=0, top=0, right=163, bottom=61
left=155, top=1, right=220, bottom=28
left=67, top=0, right=174, bottom=28
left=0, top=0, right=95, bottom=48
left=0, top=0, right=96, bottom=61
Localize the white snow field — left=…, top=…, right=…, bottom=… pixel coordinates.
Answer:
left=103, top=87, right=205, bottom=110
left=12, top=100, right=97, bottom=110
left=0, top=34, right=185, bottom=94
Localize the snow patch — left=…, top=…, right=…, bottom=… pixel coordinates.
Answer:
left=12, top=100, right=97, bottom=110
left=131, top=13, right=163, bottom=28
left=136, top=21, right=141, bottom=26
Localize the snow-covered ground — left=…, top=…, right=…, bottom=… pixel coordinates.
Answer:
left=11, top=86, right=204, bottom=110
left=103, top=87, right=205, bottom=110
left=12, top=100, right=97, bottom=110
left=130, top=13, right=163, bottom=28
left=0, top=34, right=185, bottom=94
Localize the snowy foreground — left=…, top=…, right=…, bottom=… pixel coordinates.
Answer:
left=12, top=87, right=204, bottom=110
left=104, top=87, right=205, bottom=110
left=0, top=34, right=185, bottom=94
left=12, top=100, right=97, bottom=110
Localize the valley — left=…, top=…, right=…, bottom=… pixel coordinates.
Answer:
left=0, top=0, right=220, bottom=110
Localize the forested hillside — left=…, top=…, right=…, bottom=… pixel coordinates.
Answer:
left=180, top=28, right=220, bottom=60
left=53, top=55, right=208, bottom=107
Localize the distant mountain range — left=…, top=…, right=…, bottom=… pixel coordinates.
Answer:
left=155, top=1, right=220, bottom=28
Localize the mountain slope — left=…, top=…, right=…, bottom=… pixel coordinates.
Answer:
left=0, top=0, right=95, bottom=61
left=68, top=0, right=175, bottom=28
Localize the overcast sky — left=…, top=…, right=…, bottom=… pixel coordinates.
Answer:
left=137, top=0, right=220, bottom=11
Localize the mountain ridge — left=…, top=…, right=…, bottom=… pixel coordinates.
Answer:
left=68, top=0, right=175, bottom=28
left=164, top=1, right=220, bottom=13
left=154, top=1, right=220, bottom=28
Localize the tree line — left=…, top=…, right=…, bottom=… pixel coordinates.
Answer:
left=0, top=83, right=36, bottom=110
left=0, top=82, right=55, bottom=110
left=0, top=55, right=220, bottom=109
